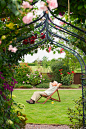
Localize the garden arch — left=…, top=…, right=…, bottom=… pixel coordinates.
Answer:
left=1, top=8, right=86, bottom=128
left=14, top=10, right=86, bottom=128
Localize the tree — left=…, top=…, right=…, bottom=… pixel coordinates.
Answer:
left=54, top=0, right=86, bottom=23
left=41, top=56, right=49, bottom=72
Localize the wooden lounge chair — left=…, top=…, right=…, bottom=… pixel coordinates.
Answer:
left=36, top=88, right=61, bottom=104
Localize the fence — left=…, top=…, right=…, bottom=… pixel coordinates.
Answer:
left=74, top=73, right=81, bottom=84
left=42, top=73, right=82, bottom=84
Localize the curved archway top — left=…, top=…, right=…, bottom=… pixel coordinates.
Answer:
left=6, top=11, right=85, bottom=72
left=1, top=10, right=86, bottom=53
left=4, top=10, right=86, bottom=74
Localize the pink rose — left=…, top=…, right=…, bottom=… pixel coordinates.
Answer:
left=8, top=45, right=13, bottom=51
left=29, top=0, right=33, bottom=2
left=59, top=21, right=65, bottom=25
left=48, top=0, right=58, bottom=10
left=11, top=47, right=18, bottom=53
left=29, top=5, right=33, bottom=9
left=47, top=0, right=50, bottom=3
left=23, top=81, right=25, bottom=83
left=39, top=1, right=48, bottom=11
left=22, top=1, right=30, bottom=9
left=8, top=45, right=17, bottom=53
left=22, top=12, right=33, bottom=24
left=0, top=40, right=2, bottom=45
left=48, top=46, right=51, bottom=52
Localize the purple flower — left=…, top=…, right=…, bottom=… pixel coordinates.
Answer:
left=0, top=90, right=2, bottom=95
left=0, top=72, right=3, bottom=75
left=3, top=83, right=7, bottom=90
left=12, top=77, right=15, bottom=81
left=14, top=81, right=18, bottom=84
left=3, top=95, right=6, bottom=100
left=59, top=12, right=65, bottom=16
left=9, top=86, right=13, bottom=92
left=7, top=99, right=11, bottom=101
left=3, top=83, right=7, bottom=86
left=12, top=77, right=13, bottom=79
left=11, top=82, right=13, bottom=85
left=1, top=76, right=5, bottom=80
left=7, top=84, right=9, bottom=89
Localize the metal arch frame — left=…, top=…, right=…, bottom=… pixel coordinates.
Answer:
left=7, top=9, right=86, bottom=128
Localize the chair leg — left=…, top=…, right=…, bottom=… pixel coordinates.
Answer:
left=36, top=89, right=61, bottom=104
left=57, top=90, right=61, bottom=102
left=36, top=96, right=42, bottom=103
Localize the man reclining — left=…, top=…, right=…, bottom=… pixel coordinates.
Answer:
left=26, top=81, right=62, bottom=104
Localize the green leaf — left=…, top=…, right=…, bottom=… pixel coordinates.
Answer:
left=53, top=51, right=56, bottom=54
left=12, top=0, right=17, bottom=2
left=35, top=50, right=38, bottom=53
left=0, top=55, right=2, bottom=62
left=41, top=45, right=44, bottom=50
left=78, top=5, right=83, bottom=10
left=84, top=4, right=86, bottom=8
left=1, top=0, right=6, bottom=7
left=14, top=11, right=20, bottom=16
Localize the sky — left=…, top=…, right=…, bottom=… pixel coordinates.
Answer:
left=23, top=48, right=65, bottom=63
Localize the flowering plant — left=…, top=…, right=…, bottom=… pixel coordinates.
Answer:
left=21, top=0, right=58, bottom=24
left=26, top=69, right=45, bottom=86
left=59, top=69, right=74, bottom=85
left=14, top=63, right=32, bottom=84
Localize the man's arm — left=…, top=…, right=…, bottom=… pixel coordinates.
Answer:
left=49, top=82, right=53, bottom=88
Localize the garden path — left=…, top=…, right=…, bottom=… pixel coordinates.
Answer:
left=25, top=124, right=71, bottom=129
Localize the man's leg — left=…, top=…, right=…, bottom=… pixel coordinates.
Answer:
left=26, top=91, right=45, bottom=104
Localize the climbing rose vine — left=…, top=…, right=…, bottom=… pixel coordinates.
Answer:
left=21, top=0, right=58, bottom=24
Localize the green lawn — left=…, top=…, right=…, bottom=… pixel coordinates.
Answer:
left=30, top=66, right=52, bottom=73
left=13, top=89, right=82, bottom=125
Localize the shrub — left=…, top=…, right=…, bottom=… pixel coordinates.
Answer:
left=14, top=63, right=32, bottom=84
left=50, top=61, right=70, bottom=82
left=0, top=95, right=28, bottom=129
left=20, top=84, right=33, bottom=88
left=15, top=83, right=33, bottom=88
left=42, top=73, right=51, bottom=83
left=27, top=70, right=45, bottom=86
left=28, top=63, right=35, bottom=66
left=10, top=100, right=28, bottom=129
left=36, top=83, right=49, bottom=88
left=61, top=74, right=71, bottom=85
left=67, top=96, right=83, bottom=129
left=60, top=70, right=74, bottom=85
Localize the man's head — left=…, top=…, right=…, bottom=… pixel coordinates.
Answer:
left=52, top=81, right=58, bottom=86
